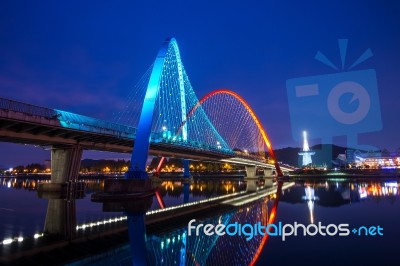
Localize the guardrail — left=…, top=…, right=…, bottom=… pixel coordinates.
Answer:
left=150, top=135, right=270, bottom=162
left=56, top=110, right=136, bottom=137
left=0, top=97, right=136, bottom=137
left=0, top=97, right=57, bottom=119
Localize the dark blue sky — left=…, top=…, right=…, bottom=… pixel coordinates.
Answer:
left=0, top=0, right=399, bottom=167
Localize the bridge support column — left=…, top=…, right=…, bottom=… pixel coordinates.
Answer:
left=244, top=166, right=258, bottom=192
left=263, top=168, right=274, bottom=188
left=51, top=145, right=83, bottom=183
left=245, top=166, right=256, bottom=177
left=38, top=145, right=82, bottom=192
left=182, top=159, right=191, bottom=178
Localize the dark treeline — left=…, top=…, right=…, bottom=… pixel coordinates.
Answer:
left=80, top=159, right=130, bottom=173
left=12, top=163, right=46, bottom=173
left=7, top=157, right=244, bottom=174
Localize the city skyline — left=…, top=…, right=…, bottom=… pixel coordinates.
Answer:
left=1, top=1, right=400, bottom=167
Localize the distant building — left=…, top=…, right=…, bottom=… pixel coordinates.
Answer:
left=335, top=149, right=400, bottom=169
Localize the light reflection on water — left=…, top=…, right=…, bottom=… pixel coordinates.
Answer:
left=70, top=178, right=400, bottom=266
left=0, top=176, right=246, bottom=240
left=1, top=177, right=400, bottom=265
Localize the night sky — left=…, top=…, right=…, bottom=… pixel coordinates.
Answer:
left=1, top=0, right=399, bottom=167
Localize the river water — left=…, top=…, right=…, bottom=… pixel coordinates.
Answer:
left=0, top=176, right=399, bottom=265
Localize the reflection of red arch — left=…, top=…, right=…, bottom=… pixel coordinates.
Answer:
left=249, top=181, right=283, bottom=266
left=183, top=89, right=283, bottom=177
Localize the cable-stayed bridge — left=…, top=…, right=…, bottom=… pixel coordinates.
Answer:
left=0, top=38, right=293, bottom=187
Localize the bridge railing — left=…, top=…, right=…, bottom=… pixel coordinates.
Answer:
left=0, top=97, right=137, bottom=139
left=151, top=133, right=232, bottom=153
left=56, top=110, right=137, bottom=138
left=0, top=97, right=57, bottom=119
left=150, top=133, right=268, bottom=162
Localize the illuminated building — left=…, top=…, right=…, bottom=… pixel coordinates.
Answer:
left=298, top=131, right=315, bottom=166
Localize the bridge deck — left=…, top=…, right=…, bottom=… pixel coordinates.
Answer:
left=0, top=97, right=290, bottom=168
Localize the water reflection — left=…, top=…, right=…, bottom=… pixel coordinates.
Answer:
left=1, top=177, right=400, bottom=265
left=0, top=177, right=248, bottom=243
left=90, top=178, right=271, bottom=265
left=280, top=179, right=400, bottom=207
left=43, top=198, right=77, bottom=240
left=302, top=186, right=318, bottom=224
left=0, top=178, right=246, bottom=199
left=128, top=214, right=147, bottom=265
left=0, top=177, right=43, bottom=190
left=84, top=179, right=285, bottom=266
left=159, top=179, right=245, bottom=199
left=133, top=194, right=273, bottom=265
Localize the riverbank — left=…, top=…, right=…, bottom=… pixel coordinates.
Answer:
left=291, top=168, right=400, bottom=178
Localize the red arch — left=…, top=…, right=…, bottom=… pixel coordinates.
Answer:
left=160, top=89, right=284, bottom=264
left=183, top=89, right=283, bottom=177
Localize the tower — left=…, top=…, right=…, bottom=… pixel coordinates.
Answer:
left=298, top=130, right=315, bottom=166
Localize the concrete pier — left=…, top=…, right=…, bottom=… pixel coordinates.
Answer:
left=263, top=168, right=275, bottom=187
left=38, top=145, right=83, bottom=192
left=245, top=166, right=276, bottom=191
left=244, top=165, right=258, bottom=192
